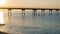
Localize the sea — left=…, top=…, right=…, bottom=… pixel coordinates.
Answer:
left=0, top=10, right=60, bottom=34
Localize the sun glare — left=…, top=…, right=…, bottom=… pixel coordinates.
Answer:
left=0, top=0, right=6, bottom=5
left=0, top=11, right=4, bottom=24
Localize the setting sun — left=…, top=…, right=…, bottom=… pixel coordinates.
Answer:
left=0, top=0, right=6, bottom=5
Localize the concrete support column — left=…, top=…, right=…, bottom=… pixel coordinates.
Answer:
left=8, top=9, right=12, bottom=16
left=41, top=9, right=45, bottom=16
left=56, top=9, right=59, bottom=16
left=49, top=9, right=52, bottom=16
left=33, top=9, right=37, bottom=16
left=22, top=9, right=25, bottom=16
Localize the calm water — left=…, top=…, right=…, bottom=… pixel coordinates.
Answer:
left=0, top=11, right=60, bottom=34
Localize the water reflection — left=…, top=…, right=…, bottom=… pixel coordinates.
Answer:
left=0, top=11, right=4, bottom=24
left=0, top=11, right=60, bottom=34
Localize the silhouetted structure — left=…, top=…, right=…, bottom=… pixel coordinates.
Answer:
left=0, top=8, right=60, bottom=16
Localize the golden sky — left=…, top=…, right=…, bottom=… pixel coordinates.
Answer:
left=0, top=0, right=60, bottom=8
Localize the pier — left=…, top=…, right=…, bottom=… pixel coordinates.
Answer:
left=0, top=8, right=60, bottom=34
left=0, top=8, right=60, bottom=16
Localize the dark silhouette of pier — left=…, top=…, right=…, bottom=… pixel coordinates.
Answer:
left=0, top=8, right=60, bottom=16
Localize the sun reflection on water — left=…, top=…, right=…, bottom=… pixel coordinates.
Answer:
left=0, top=11, right=4, bottom=24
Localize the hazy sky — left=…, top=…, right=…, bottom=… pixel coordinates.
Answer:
left=0, top=0, right=60, bottom=8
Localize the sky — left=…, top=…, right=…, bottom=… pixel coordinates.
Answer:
left=0, top=0, right=60, bottom=8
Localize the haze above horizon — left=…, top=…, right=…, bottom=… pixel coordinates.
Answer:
left=0, top=0, right=60, bottom=8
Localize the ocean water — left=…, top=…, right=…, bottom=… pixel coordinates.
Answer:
left=0, top=11, right=60, bottom=34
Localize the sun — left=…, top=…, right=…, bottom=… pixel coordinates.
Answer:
left=0, top=0, right=6, bottom=5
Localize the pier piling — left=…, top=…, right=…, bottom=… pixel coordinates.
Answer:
left=8, top=9, right=12, bottom=16
left=49, top=9, right=52, bottom=16
left=56, top=9, right=59, bottom=16
left=22, top=9, right=25, bottom=16
left=33, top=9, right=37, bottom=16
left=41, top=9, right=45, bottom=16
